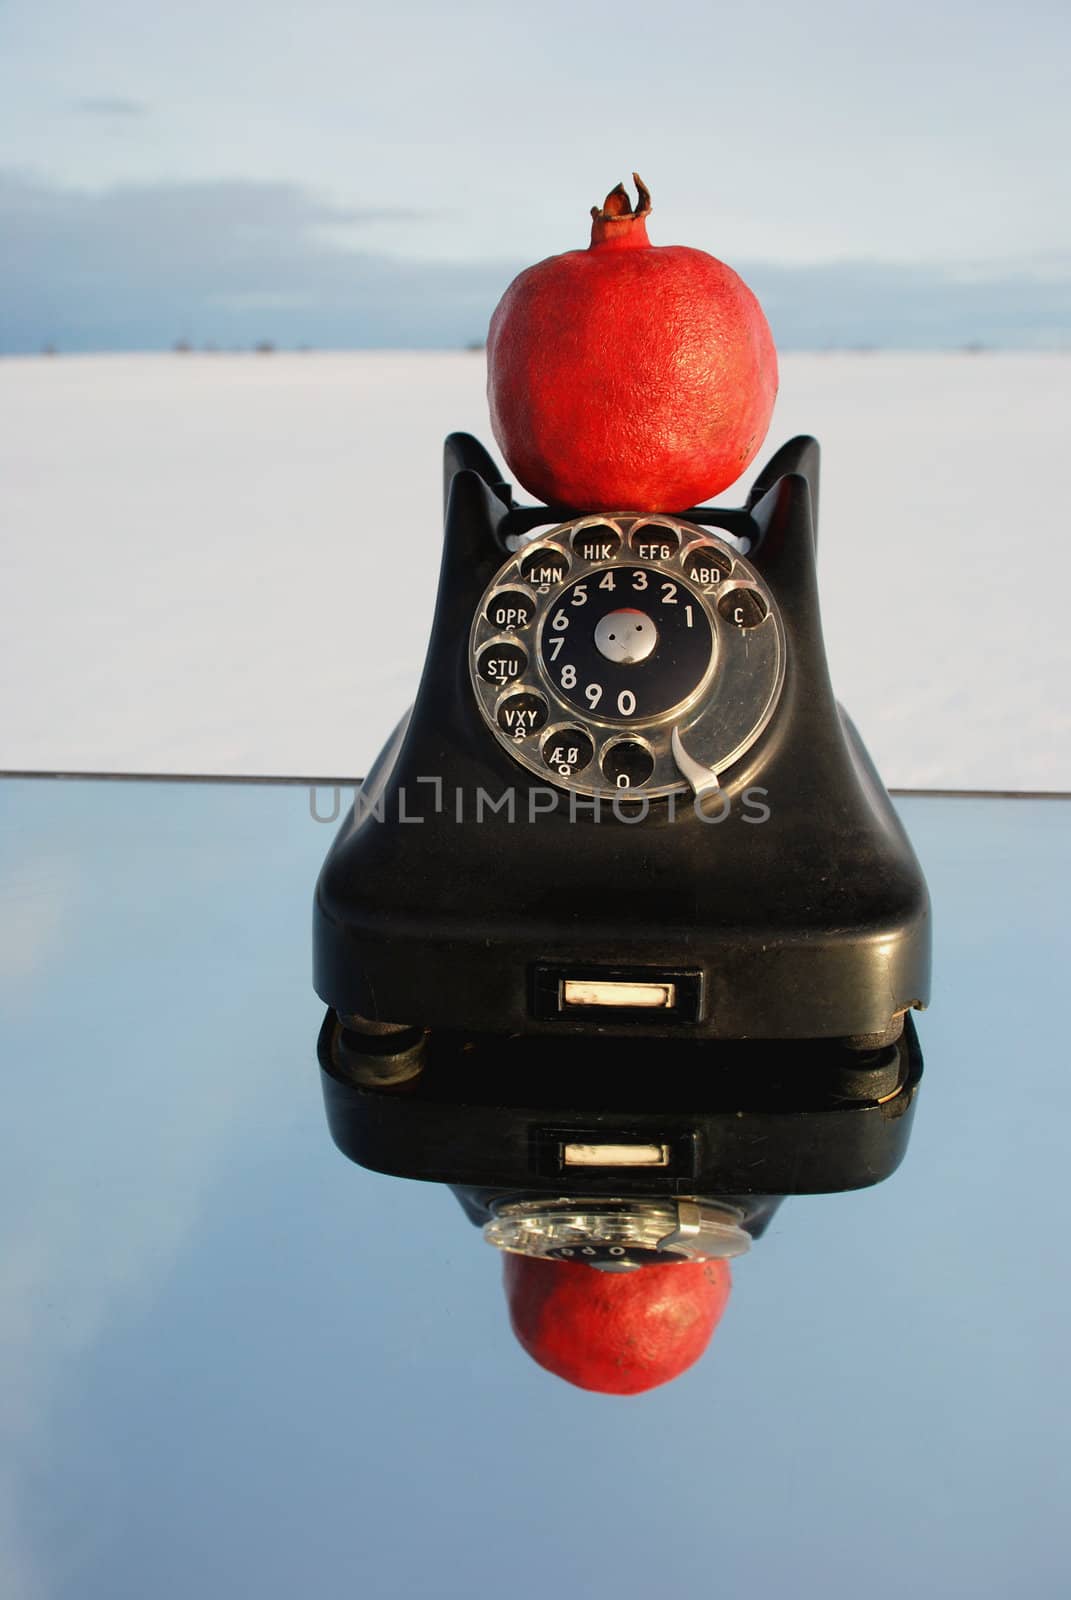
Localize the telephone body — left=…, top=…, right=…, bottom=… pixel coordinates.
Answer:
left=313, top=432, right=930, bottom=1202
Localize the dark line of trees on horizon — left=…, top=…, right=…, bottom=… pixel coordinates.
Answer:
left=25, top=337, right=1037, bottom=358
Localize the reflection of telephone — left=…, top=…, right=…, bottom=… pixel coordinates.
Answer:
left=313, top=431, right=930, bottom=1202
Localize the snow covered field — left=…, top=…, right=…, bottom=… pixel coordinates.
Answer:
left=1, top=350, right=1069, bottom=789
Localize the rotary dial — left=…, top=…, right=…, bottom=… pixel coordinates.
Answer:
left=469, top=515, right=785, bottom=801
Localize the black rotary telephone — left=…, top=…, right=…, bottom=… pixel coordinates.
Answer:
left=313, top=431, right=931, bottom=1250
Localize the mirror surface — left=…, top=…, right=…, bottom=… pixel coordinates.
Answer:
left=0, top=778, right=1066, bottom=1598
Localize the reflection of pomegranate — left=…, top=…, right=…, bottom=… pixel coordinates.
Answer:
left=503, top=1253, right=732, bottom=1395
left=487, top=174, right=777, bottom=514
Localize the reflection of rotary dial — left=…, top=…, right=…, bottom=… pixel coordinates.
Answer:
left=469, top=515, right=785, bottom=801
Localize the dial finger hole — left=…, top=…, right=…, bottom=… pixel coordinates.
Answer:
left=520, top=547, right=569, bottom=587
left=630, top=523, right=681, bottom=560
left=601, top=738, right=655, bottom=790
left=476, top=640, right=528, bottom=684
left=496, top=690, right=548, bottom=739
left=540, top=726, right=595, bottom=778
left=717, top=587, right=768, bottom=628
left=572, top=523, right=621, bottom=561
left=485, top=588, right=536, bottom=630
left=683, top=547, right=733, bottom=587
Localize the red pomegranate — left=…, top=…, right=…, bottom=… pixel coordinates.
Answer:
left=503, top=1252, right=732, bottom=1395
left=486, top=174, right=778, bottom=514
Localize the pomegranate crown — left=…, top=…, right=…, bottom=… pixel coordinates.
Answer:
left=589, top=173, right=651, bottom=249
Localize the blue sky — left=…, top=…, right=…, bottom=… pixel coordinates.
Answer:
left=2, top=0, right=1069, bottom=349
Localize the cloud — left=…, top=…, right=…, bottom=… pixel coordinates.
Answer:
left=0, top=170, right=1068, bottom=353
left=73, top=96, right=147, bottom=117
left=746, top=258, right=1071, bottom=351
left=0, top=170, right=496, bottom=351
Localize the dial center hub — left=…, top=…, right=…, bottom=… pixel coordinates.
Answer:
left=594, top=608, right=657, bottom=665
left=539, top=565, right=713, bottom=723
